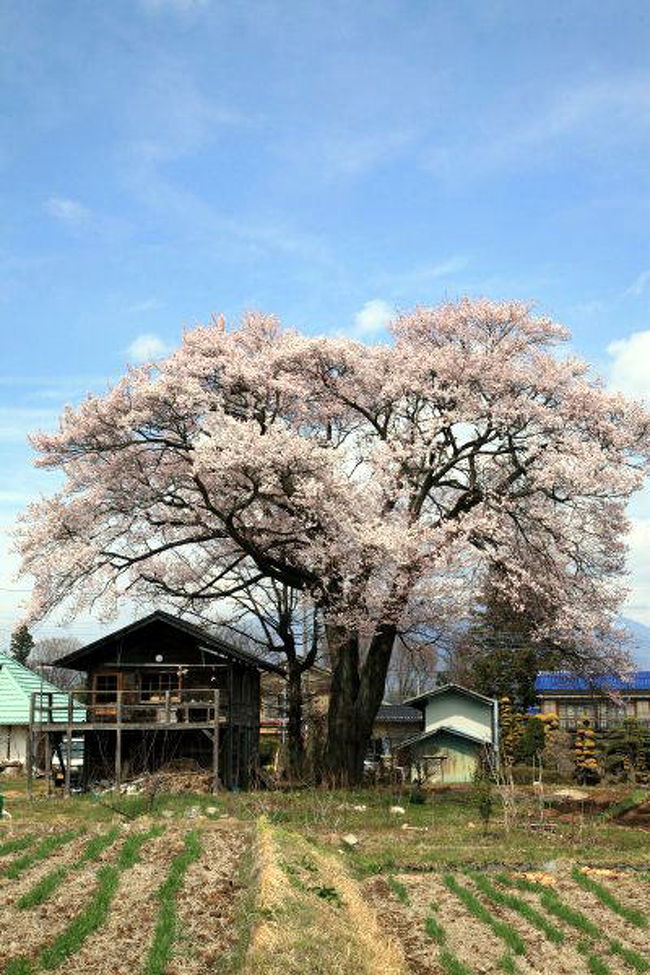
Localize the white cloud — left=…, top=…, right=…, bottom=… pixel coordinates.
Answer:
left=606, top=330, right=650, bottom=400
left=353, top=299, right=394, bottom=336
left=44, top=196, right=91, bottom=226
left=626, top=270, right=650, bottom=297
left=126, top=333, right=170, bottom=363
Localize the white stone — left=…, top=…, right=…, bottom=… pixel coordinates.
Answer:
left=341, top=833, right=359, bottom=848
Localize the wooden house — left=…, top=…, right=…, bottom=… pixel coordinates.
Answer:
left=35, top=611, right=282, bottom=792
left=399, top=684, right=498, bottom=784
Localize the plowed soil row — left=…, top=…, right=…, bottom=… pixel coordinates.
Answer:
left=364, top=866, right=650, bottom=975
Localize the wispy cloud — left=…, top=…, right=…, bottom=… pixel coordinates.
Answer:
left=44, top=196, right=91, bottom=227
left=376, top=255, right=469, bottom=295
left=127, top=297, right=163, bottom=314
left=626, top=270, right=650, bottom=297
left=306, top=127, right=418, bottom=179
left=606, top=329, right=650, bottom=401
left=126, top=333, right=170, bottom=363
left=0, top=408, right=59, bottom=443
left=352, top=299, right=394, bottom=336
left=427, top=74, right=650, bottom=179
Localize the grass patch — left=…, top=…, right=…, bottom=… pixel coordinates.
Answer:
left=39, top=865, right=120, bottom=970
left=18, top=865, right=70, bottom=911
left=0, top=834, right=36, bottom=856
left=577, top=940, right=612, bottom=975
left=599, top=790, right=648, bottom=821
left=143, top=830, right=202, bottom=975
left=499, top=955, right=517, bottom=974
left=439, top=949, right=473, bottom=974
left=18, top=828, right=120, bottom=910
left=1, top=831, right=78, bottom=880
left=39, top=828, right=161, bottom=970
left=5, top=958, right=36, bottom=975
left=469, top=872, right=565, bottom=944
left=497, top=873, right=601, bottom=939
left=443, top=874, right=525, bottom=955
left=386, top=874, right=410, bottom=905
left=424, top=913, right=446, bottom=944
left=609, top=937, right=650, bottom=973
left=572, top=867, right=648, bottom=928
left=6, top=826, right=162, bottom=973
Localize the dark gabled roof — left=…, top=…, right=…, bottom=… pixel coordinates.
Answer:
left=54, top=611, right=284, bottom=675
left=376, top=703, right=422, bottom=723
left=398, top=724, right=493, bottom=750
left=535, top=671, right=650, bottom=693
left=403, top=683, right=496, bottom=708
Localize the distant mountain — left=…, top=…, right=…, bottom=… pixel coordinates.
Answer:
left=621, top=617, right=650, bottom=668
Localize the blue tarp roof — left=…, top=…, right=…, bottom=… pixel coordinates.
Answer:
left=535, top=671, right=650, bottom=692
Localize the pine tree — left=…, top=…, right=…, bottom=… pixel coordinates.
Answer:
left=10, top=624, right=35, bottom=665
left=466, top=576, right=565, bottom=709
left=601, top=719, right=650, bottom=784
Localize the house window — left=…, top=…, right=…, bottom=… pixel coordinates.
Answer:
left=94, top=674, right=118, bottom=704
left=140, top=672, right=178, bottom=702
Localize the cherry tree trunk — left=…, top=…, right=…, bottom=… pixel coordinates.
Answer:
left=286, top=661, right=305, bottom=780
left=324, top=623, right=396, bottom=785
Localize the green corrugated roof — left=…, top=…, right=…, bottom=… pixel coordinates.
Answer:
left=0, top=652, right=84, bottom=725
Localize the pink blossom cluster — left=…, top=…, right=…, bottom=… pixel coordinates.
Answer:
left=17, top=299, right=650, bottom=669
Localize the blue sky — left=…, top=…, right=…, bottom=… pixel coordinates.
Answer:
left=1, top=0, right=649, bottom=647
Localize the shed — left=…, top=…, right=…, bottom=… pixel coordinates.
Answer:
left=44, top=611, right=283, bottom=791
left=399, top=684, right=498, bottom=784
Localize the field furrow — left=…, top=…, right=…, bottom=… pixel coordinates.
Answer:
left=170, top=823, right=250, bottom=974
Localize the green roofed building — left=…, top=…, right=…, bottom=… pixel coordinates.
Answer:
left=0, top=651, right=82, bottom=766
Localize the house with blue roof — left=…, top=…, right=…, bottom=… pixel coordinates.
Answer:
left=535, top=671, right=650, bottom=731
left=0, top=651, right=83, bottom=767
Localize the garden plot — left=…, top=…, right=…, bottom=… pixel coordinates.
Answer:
left=364, top=866, right=650, bottom=975
left=0, top=821, right=251, bottom=975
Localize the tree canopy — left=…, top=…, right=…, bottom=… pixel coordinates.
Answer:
left=18, top=299, right=650, bottom=779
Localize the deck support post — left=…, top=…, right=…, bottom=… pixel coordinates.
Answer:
left=212, top=689, right=220, bottom=794
left=27, top=692, right=35, bottom=800
left=64, top=695, right=73, bottom=798
left=44, top=732, right=51, bottom=797
left=115, top=691, right=122, bottom=792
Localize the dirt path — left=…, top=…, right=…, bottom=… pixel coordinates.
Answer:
left=169, top=822, right=251, bottom=975
left=246, top=818, right=408, bottom=975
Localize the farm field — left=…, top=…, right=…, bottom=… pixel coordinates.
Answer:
left=0, top=782, right=649, bottom=974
